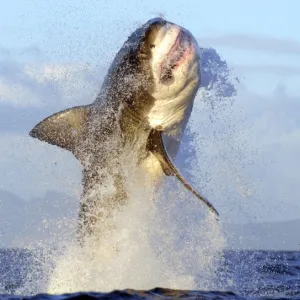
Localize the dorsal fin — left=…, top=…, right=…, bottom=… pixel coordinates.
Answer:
left=147, top=129, right=219, bottom=218
left=29, top=105, right=90, bottom=153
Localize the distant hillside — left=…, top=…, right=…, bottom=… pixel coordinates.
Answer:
left=0, top=190, right=78, bottom=248
left=223, top=219, right=300, bottom=251
left=0, top=189, right=299, bottom=250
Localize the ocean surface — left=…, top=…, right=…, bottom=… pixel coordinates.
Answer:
left=0, top=249, right=299, bottom=300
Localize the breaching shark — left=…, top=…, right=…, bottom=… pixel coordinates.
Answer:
left=29, top=18, right=219, bottom=241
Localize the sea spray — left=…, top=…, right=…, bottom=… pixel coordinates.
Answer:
left=12, top=48, right=238, bottom=295
left=45, top=135, right=226, bottom=293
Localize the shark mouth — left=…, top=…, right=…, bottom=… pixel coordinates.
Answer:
left=160, top=29, right=192, bottom=84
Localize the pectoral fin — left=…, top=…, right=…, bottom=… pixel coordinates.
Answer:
left=29, top=105, right=90, bottom=153
left=147, top=129, right=219, bottom=218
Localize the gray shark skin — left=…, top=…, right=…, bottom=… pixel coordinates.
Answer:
left=29, top=18, right=219, bottom=242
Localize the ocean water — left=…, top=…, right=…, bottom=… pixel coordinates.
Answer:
left=0, top=248, right=299, bottom=299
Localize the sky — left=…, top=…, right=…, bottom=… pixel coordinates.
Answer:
left=1, top=0, right=300, bottom=248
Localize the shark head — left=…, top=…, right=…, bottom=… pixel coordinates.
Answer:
left=102, top=18, right=201, bottom=132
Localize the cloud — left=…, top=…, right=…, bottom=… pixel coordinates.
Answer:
left=233, top=64, right=300, bottom=76
left=0, top=58, right=103, bottom=107
left=200, top=34, right=300, bottom=55
left=0, top=48, right=106, bottom=135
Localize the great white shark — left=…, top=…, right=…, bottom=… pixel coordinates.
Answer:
left=29, top=18, right=219, bottom=241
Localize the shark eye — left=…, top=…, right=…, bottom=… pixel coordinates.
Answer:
left=150, top=44, right=156, bottom=48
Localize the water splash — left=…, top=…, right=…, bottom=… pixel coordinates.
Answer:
left=45, top=136, right=226, bottom=293
left=13, top=47, right=237, bottom=295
